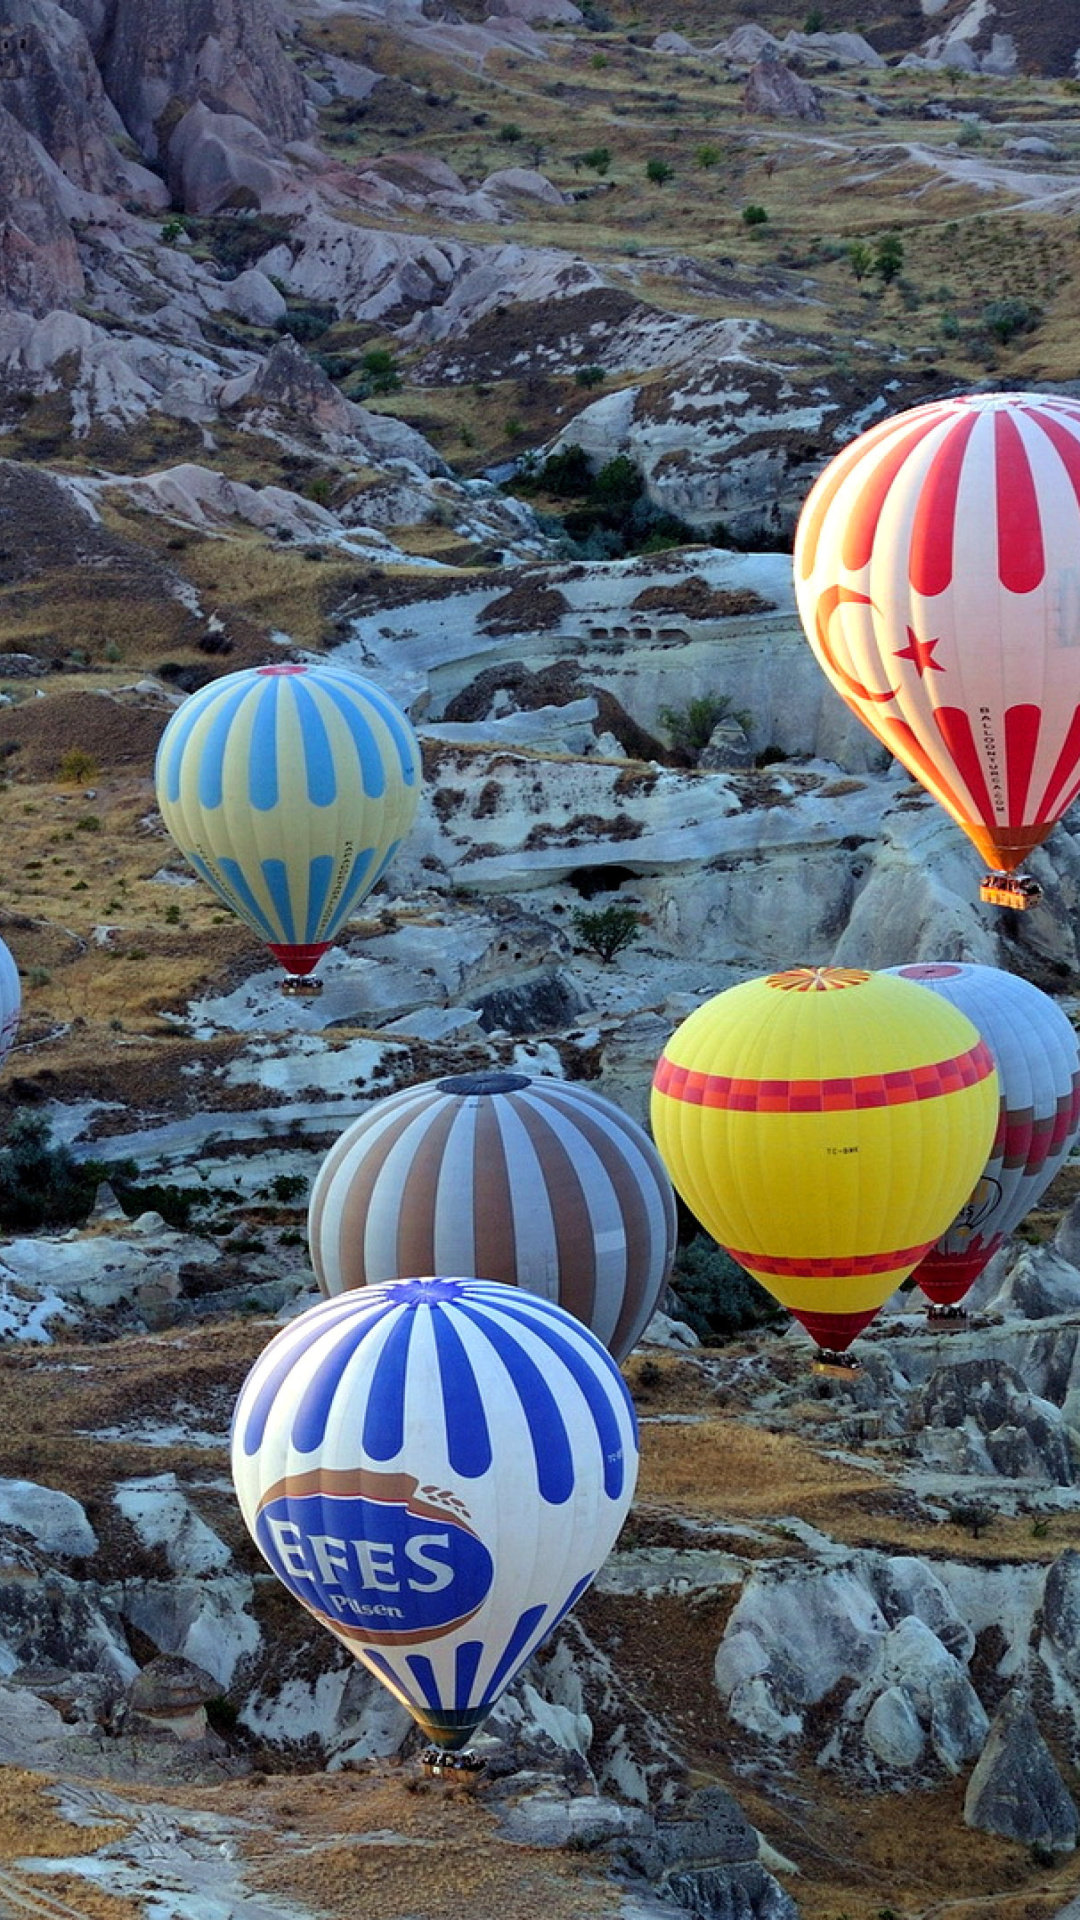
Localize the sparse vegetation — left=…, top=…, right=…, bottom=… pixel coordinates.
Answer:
left=659, top=693, right=751, bottom=754
left=58, top=748, right=98, bottom=784
left=741, top=203, right=768, bottom=227
left=570, top=903, right=642, bottom=963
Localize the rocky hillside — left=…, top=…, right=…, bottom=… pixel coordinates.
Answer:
left=4, top=3, right=1080, bottom=1919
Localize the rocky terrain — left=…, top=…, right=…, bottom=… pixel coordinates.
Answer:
left=5, top=1, right=1080, bottom=1917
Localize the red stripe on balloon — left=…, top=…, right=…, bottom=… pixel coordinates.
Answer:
left=1034, top=704, right=1080, bottom=824
left=879, top=716, right=975, bottom=826
left=933, top=708, right=997, bottom=826
left=652, top=1042, right=994, bottom=1112
left=908, top=408, right=978, bottom=597
left=797, top=409, right=943, bottom=582
left=1024, top=404, right=1080, bottom=521
left=1004, top=704, right=1042, bottom=824
left=839, top=411, right=953, bottom=574
left=728, top=1244, right=935, bottom=1279
left=995, top=411, right=1044, bottom=593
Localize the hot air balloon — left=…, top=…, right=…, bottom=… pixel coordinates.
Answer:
left=651, top=966, right=999, bottom=1360
left=793, top=391, right=1080, bottom=911
left=885, top=963, right=1080, bottom=1312
left=0, top=937, right=19, bottom=1070
left=231, top=1278, right=637, bottom=1754
left=154, top=663, right=420, bottom=992
left=308, top=1072, right=677, bottom=1362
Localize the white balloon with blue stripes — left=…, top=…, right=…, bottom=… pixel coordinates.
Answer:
left=154, top=662, right=420, bottom=983
left=231, top=1278, right=639, bottom=1750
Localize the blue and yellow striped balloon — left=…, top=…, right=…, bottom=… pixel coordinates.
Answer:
left=231, top=1278, right=639, bottom=1750
left=154, top=664, right=420, bottom=983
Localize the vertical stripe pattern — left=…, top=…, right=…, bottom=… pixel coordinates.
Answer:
left=154, top=663, right=420, bottom=972
left=0, top=937, right=19, bottom=1069
left=794, top=392, right=1080, bottom=876
left=309, top=1073, right=677, bottom=1363
left=231, top=1279, right=638, bottom=1748
left=887, top=964, right=1080, bottom=1306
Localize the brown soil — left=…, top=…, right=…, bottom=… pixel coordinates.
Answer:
left=631, top=575, right=775, bottom=618
left=478, top=578, right=570, bottom=634
left=0, top=690, right=171, bottom=782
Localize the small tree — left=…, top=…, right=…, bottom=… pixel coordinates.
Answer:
left=741, top=203, right=768, bottom=227
left=646, top=157, right=674, bottom=186
left=498, top=122, right=523, bottom=143
left=847, top=240, right=873, bottom=281
left=983, top=297, right=1041, bottom=344
left=360, top=347, right=401, bottom=394
left=696, top=143, right=721, bottom=169
left=58, top=748, right=99, bottom=785
left=575, top=364, right=606, bottom=388
left=873, top=232, right=904, bottom=284
left=582, top=145, right=612, bottom=174
left=571, top=904, right=642, bottom=964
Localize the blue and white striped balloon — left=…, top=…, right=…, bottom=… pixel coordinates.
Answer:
left=0, top=936, right=19, bottom=1069
left=231, top=1278, right=638, bottom=1750
left=154, top=663, right=420, bottom=982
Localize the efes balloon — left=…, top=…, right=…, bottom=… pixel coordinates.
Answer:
left=885, top=963, right=1080, bottom=1307
left=308, top=1072, right=677, bottom=1363
left=794, top=393, right=1080, bottom=897
left=651, top=966, right=999, bottom=1354
left=154, top=663, right=420, bottom=989
left=231, top=1278, right=638, bottom=1750
left=0, top=937, right=18, bottom=1070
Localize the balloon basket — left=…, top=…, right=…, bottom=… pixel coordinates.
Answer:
left=420, top=1747, right=485, bottom=1781
left=926, top=1304, right=969, bottom=1329
left=812, top=1349, right=860, bottom=1379
left=979, top=872, right=1042, bottom=910
left=281, top=974, right=324, bottom=997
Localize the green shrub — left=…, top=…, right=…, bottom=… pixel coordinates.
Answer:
left=359, top=347, right=402, bottom=394
left=671, top=1236, right=785, bottom=1343
left=696, top=144, right=721, bottom=169
left=571, top=904, right=642, bottom=963
left=847, top=240, right=872, bottom=281
left=498, top=122, right=523, bottom=143
left=277, top=303, right=337, bottom=343
left=582, top=146, right=612, bottom=174
left=659, top=694, right=751, bottom=754
left=575, top=364, right=607, bottom=388
left=741, top=203, right=768, bottom=227
left=983, top=297, right=1041, bottom=344
left=957, top=119, right=983, bottom=147
left=646, top=158, right=674, bottom=186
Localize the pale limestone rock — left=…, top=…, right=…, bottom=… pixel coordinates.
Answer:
left=217, top=265, right=287, bottom=326
left=167, top=100, right=291, bottom=214
left=0, top=104, right=83, bottom=312
left=0, top=1481, right=96, bottom=1559
left=743, top=53, right=825, bottom=122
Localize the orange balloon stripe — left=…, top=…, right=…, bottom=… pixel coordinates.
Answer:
left=908, top=407, right=978, bottom=597
left=796, top=410, right=928, bottom=581
left=840, top=410, right=950, bottom=574
left=653, top=1040, right=994, bottom=1112
left=814, top=585, right=899, bottom=704
left=729, top=1243, right=935, bottom=1278
left=878, top=714, right=981, bottom=829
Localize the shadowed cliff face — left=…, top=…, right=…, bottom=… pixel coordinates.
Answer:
left=0, top=102, right=84, bottom=313
left=0, top=0, right=124, bottom=193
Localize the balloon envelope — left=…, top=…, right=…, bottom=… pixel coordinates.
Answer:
left=0, top=937, right=18, bottom=1070
left=794, top=392, right=1080, bottom=878
left=886, top=963, right=1080, bottom=1305
left=231, top=1278, right=638, bottom=1749
left=651, top=966, right=999, bottom=1351
left=308, top=1071, right=677, bottom=1362
left=154, top=663, right=420, bottom=979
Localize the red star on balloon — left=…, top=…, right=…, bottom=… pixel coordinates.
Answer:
left=893, top=628, right=944, bottom=677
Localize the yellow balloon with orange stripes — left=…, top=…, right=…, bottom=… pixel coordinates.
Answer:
left=651, top=967, right=999, bottom=1356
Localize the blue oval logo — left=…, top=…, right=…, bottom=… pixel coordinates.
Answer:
left=254, top=1469, right=494, bottom=1645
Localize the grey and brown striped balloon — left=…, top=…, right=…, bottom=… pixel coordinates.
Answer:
left=308, top=1072, right=678, bottom=1363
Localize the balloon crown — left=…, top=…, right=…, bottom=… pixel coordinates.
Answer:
left=765, top=967, right=871, bottom=992
left=373, top=1276, right=470, bottom=1306
left=435, top=1072, right=533, bottom=1096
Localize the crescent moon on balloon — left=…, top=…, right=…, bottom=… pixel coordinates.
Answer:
left=814, top=585, right=899, bottom=705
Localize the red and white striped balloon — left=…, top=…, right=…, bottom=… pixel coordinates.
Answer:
left=794, top=392, right=1080, bottom=878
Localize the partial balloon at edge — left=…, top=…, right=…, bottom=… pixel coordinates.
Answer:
left=154, top=663, right=421, bottom=992
left=0, top=937, right=18, bottom=1071
left=794, top=393, right=1080, bottom=913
